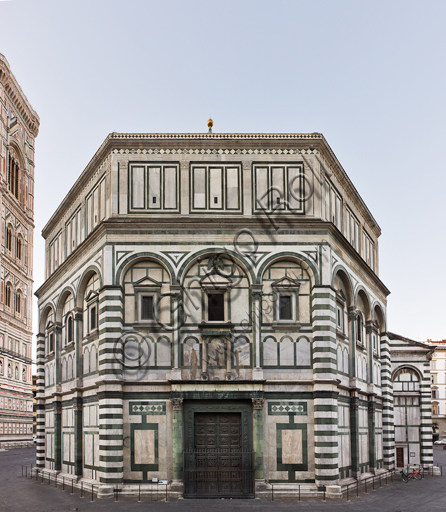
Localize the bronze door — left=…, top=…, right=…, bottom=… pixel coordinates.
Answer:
left=184, top=412, right=254, bottom=498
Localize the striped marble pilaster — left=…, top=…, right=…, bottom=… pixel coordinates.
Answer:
left=312, top=286, right=339, bottom=487
left=380, top=332, right=394, bottom=469
left=97, top=385, right=124, bottom=485
left=98, top=286, right=123, bottom=379
left=36, top=332, right=46, bottom=468
left=420, top=361, right=433, bottom=465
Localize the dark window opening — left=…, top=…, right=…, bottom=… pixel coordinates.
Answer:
left=6, top=228, right=12, bottom=252
left=279, top=295, right=292, bottom=320
left=49, top=334, right=54, bottom=353
left=152, top=197, right=156, bottom=204
left=141, top=296, right=154, bottom=320
left=5, top=285, right=11, bottom=308
left=356, top=315, right=362, bottom=342
left=214, top=197, right=218, bottom=204
left=90, top=306, right=97, bottom=331
left=67, top=317, right=74, bottom=343
left=277, top=197, right=280, bottom=204
left=208, top=293, right=224, bottom=321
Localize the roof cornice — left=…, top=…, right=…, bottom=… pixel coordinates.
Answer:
left=41, top=132, right=381, bottom=238
left=0, top=54, right=40, bottom=137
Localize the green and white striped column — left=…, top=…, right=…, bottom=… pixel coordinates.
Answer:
left=97, top=285, right=124, bottom=485
left=36, top=332, right=46, bottom=468
left=420, top=361, right=433, bottom=465
left=312, top=285, right=339, bottom=487
left=380, top=332, right=394, bottom=469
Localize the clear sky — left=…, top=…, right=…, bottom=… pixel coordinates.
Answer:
left=1, top=0, right=445, bottom=345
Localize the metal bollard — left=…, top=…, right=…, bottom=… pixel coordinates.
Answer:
left=365, top=478, right=367, bottom=494
left=299, top=484, right=301, bottom=501
left=356, top=479, right=359, bottom=497
left=115, top=488, right=118, bottom=502
left=346, top=484, right=349, bottom=502
left=91, top=485, right=94, bottom=502
left=323, top=486, right=326, bottom=501
left=272, top=483, right=274, bottom=501
left=22, top=465, right=23, bottom=477
left=81, top=481, right=83, bottom=498
left=62, top=476, right=65, bottom=491
left=138, top=484, right=141, bottom=502
left=71, top=479, right=74, bottom=495
left=165, top=483, right=168, bottom=502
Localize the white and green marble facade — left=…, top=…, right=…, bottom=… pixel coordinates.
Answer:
left=35, top=133, right=432, bottom=496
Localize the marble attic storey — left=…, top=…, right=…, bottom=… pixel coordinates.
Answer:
left=35, top=131, right=432, bottom=499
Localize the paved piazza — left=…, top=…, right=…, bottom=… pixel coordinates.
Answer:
left=0, top=447, right=445, bottom=512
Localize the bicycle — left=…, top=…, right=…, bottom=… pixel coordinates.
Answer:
left=400, top=468, right=421, bottom=482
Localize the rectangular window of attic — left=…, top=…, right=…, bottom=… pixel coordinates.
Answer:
left=129, top=163, right=179, bottom=213
left=208, top=293, right=225, bottom=322
left=90, top=305, right=97, bottom=331
left=191, top=164, right=241, bottom=213
left=141, top=295, right=154, bottom=320
left=279, top=295, right=292, bottom=320
left=253, top=163, right=305, bottom=214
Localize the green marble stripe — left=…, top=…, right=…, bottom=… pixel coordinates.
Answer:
left=314, top=474, right=340, bottom=481
left=313, top=368, right=336, bottom=374
left=314, top=405, right=337, bottom=412
left=315, top=463, right=338, bottom=469
left=99, top=477, right=123, bottom=484
left=99, top=455, right=123, bottom=462
left=315, top=452, right=338, bottom=458
left=100, top=423, right=123, bottom=430
left=97, top=467, right=123, bottom=473
left=99, top=414, right=123, bottom=419
left=101, top=445, right=123, bottom=451
left=99, top=434, right=122, bottom=440
left=313, top=357, right=336, bottom=364
left=314, top=430, right=337, bottom=436
left=312, top=347, right=336, bottom=354
left=314, top=418, right=337, bottom=425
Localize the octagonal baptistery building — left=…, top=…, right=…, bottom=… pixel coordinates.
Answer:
left=35, top=131, right=419, bottom=499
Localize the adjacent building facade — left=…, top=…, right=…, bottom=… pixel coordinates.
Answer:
left=0, top=54, right=39, bottom=443
left=35, top=131, right=432, bottom=497
left=425, top=339, right=446, bottom=439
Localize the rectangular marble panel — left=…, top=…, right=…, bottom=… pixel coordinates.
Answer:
left=271, top=167, right=285, bottom=208
left=288, top=167, right=302, bottom=209
left=134, top=429, right=155, bottom=465
left=255, top=167, right=268, bottom=209
left=132, top=167, right=145, bottom=209
left=193, top=167, right=206, bottom=208
left=226, top=167, right=239, bottom=209
left=282, top=429, right=302, bottom=464
left=209, top=167, right=222, bottom=208
left=164, top=167, right=177, bottom=209
left=148, top=167, right=161, bottom=208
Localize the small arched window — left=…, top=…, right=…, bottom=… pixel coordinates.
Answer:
left=15, top=291, right=21, bottom=315
left=7, top=153, right=20, bottom=199
left=8, top=363, right=12, bottom=378
left=5, top=284, right=11, bottom=308
left=67, top=316, right=74, bottom=343
left=5, top=227, right=12, bottom=252
left=16, top=237, right=22, bottom=261
left=356, top=314, right=362, bottom=342
left=15, top=365, right=19, bottom=380
left=22, top=367, right=26, bottom=382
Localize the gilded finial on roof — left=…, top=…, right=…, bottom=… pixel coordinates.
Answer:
left=207, top=118, right=213, bottom=133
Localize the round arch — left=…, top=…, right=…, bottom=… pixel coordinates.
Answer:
left=177, top=248, right=255, bottom=286
left=257, top=252, right=319, bottom=286
left=116, top=252, right=176, bottom=287
left=38, top=303, right=56, bottom=334
left=355, top=286, right=371, bottom=321
left=55, top=286, right=77, bottom=323
left=75, top=266, right=102, bottom=309
left=8, top=141, right=26, bottom=169
left=372, top=302, right=386, bottom=332
left=391, top=364, right=423, bottom=382
left=332, top=265, right=354, bottom=306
